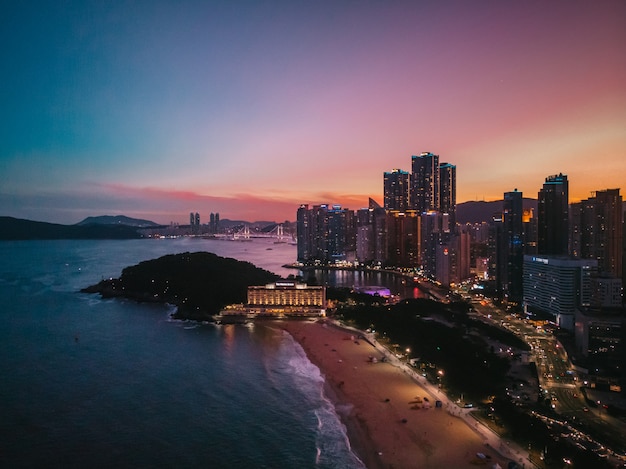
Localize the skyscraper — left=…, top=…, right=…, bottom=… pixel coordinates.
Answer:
left=189, top=212, right=200, bottom=235
left=439, top=162, right=456, bottom=231
left=297, top=204, right=355, bottom=263
left=574, top=188, right=623, bottom=277
left=296, top=204, right=312, bottom=262
left=522, top=208, right=537, bottom=255
left=500, top=189, right=524, bottom=303
left=355, top=198, right=387, bottom=265
left=209, top=213, right=220, bottom=234
left=410, top=152, right=439, bottom=213
left=538, top=173, right=569, bottom=256
left=386, top=210, right=420, bottom=267
left=383, top=169, right=409, bottom=212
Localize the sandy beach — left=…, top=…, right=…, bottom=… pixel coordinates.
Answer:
left=276, top=319, right=513, bottom=469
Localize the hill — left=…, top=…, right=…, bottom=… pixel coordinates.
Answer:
left=0, top=216, right=143, bottom=240
left=77, top=215, right=160, bottom=227
left=81, top=251, right=280, bottom=320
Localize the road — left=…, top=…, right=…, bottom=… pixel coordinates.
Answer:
left=460, top=289, right=626, bottom=465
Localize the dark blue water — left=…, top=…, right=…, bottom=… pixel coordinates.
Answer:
left=0, top=239, right=364, bottom=468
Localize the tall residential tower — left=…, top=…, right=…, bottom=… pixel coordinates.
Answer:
left=410, top=152, right=439, bottom=213
left=383, top=169, right=409, bottom=212
left=538, top=173, right=569, bottom=256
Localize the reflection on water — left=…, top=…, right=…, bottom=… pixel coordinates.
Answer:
left=297, top=269, right=425, bottom=300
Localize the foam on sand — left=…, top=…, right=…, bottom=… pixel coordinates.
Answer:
left=276, top=320, right=514, bottom=469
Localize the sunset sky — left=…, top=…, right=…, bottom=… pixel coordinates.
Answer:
left=1, top=1, right=625, bottom=224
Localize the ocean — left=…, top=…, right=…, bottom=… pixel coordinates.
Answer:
left=0, top=237, right=369, bottom=468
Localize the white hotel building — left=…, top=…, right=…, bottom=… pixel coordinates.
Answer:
left=523, top=255, right=598, bottom=331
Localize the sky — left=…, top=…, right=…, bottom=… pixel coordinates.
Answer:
left=1, top=0, right=625, bottom=224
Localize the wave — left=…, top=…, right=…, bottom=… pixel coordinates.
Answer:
left=277, top=330, right=366, bottom=469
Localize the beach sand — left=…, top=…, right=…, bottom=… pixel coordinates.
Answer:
left=276, top=319, right=511, bottom=469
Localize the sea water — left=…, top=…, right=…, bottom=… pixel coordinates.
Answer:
left=0, top=238, right=364, bottom=468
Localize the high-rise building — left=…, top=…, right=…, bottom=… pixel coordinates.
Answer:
left=523, top=255, right=598, bottom=330
left=439, top=162, right=456, bottom=231
left=297, top=204, right=355, bottom=263
left=356, top=208, right=375, bottom=264
left=189, top=212, right=200, bottom=235
left=522, top=208, right=538, bottom=255
left=499, top=190, right=524, bottom=303
left=410, top=152, right=439, bottom=213
left=420, top=211, right=442, bottom=279
left=383, top=169, right=409, bottom=212
left=538, top=173, right=569, bottom=256
left=296, top=204, right=312, bottom=262
left=386, top=210, right=420, bottom=267
left=355, top=199, right=387, bottom=265
left=490, top=212, right=504, bottom=285
left=573, top=189, right=623, bottom=278
left=370, top=200, right=388, bottom=265
left=209, top=212, right=220, bottom=234
left=457, top=227, right=472, bottom=281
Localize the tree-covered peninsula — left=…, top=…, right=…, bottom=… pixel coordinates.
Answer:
left=81, top=251, right=280, bottom=320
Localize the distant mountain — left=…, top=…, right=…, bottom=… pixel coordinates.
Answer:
left=456, top=198, right=538, bottom=224
left=77, top=215, right=160, bottom=227
left=0, top=217, right=143, bottom=240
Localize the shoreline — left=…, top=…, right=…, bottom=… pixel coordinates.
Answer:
left=277, top=320, right=385, bottom=469
left=274, top=319, right=513, bottom=469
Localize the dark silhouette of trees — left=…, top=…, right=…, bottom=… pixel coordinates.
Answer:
left=82, top=252, right=279, bottom=319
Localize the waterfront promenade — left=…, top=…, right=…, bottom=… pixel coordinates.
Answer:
left=277, top=319, right=534, bottom=468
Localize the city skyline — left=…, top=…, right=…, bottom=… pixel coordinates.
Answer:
left=1, top=1, right=625, bottom=224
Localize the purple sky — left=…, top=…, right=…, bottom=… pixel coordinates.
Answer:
left=1, top=1, right=624, bottom=224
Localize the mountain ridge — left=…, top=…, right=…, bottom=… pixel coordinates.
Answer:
left=76, top=215, right=161, bottom=227
left=0, top=216, right=143, bottom=240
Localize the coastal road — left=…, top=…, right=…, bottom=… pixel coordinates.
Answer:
left=465, top=294, right=626, bottom=462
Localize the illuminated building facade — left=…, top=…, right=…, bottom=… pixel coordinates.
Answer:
left=499, top=189, right=524, bottom=303
left=296, top=203, right=356, bottom=263
left=383, top=169, right=409, bottom=212
left=410, top=152, right=439, bottom=213
left=298, top=151, right=467, bottom=285
left=538, top=173, right=569, bottom=256
left=523, top=255, right=598, bottom=330
left=571, top=188, right=623, bottom=278
left=574, top=310, right=623, bottom=390
left=247, top=281, right=326, bottom=316
left=439, top=162, right=456, bottom=231
left=356, top=199, right=387, bottom=265
left=386, top=210, right=420, bottom=267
